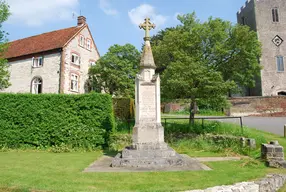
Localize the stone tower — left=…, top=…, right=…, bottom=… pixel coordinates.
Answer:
left=237, top=0, right=286, bottom=96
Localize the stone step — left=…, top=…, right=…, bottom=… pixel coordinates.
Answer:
left=121, top=147, right=177, bottom=159
left=113, top=156, right=187, bottom=168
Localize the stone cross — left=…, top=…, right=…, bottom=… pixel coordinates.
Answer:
left=139, top=17, right=156, bottom=39
left=111, top=17, right=188, bottom=169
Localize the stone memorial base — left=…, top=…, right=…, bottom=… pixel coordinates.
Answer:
left=83, top=154, right=210, bottom=172
left=111, top=143, right=188, bottom=168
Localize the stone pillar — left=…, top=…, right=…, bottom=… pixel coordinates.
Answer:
left=111, top=17, right=188, bottom=168
left=261, top=141, right=286, bottom=168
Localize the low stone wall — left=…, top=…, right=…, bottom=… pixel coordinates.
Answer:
left=229, top=96, right=286, bottom=117
left=186, top=174, right=286, bottom=192
left=163, top=103, right=188, bottom=113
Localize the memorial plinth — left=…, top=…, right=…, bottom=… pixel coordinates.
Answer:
left=111, top=18, right=187, bottom=168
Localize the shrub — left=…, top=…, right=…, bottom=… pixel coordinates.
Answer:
left=108, top=133, right=131, bottom=151
left=0, top=93, right=115, bottom=149
left=113, top=98, right=135, bottom=120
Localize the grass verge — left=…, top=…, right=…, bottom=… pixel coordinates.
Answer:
left=2, top=120, right=286, bottom=192
left=0, top=151, right=273, bottom=192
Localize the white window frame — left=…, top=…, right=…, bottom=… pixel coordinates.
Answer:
left=87, top=39, right=91, bottom=50
left=89, top=60, right=96, bottom=67
left=71, top=53, right=81, bottom=66
left=31, top=77, right=42, bottom=94
left=32, top=57, right=43, bottom=68
left=276, top=56, right=284, bottom=72
left=80, top=35, right=85, bottom=47
left=71, top=74, right=79, bottom=92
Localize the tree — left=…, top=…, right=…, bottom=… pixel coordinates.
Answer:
left=0, top=0, right=10, bottom=90
left=159, top=26, right=235, bottom=123
left=152, top=13, right=262, bottom=95
left=151, top=13, right=261, bottom=123
left=88, top=44, right=140, bottom=97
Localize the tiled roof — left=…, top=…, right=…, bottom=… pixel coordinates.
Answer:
left=4, top=25, right=84, bottom=59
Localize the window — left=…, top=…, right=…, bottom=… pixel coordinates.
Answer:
left=71, top=74, right=79, bottom=92
left=241, top=16, right=246, bottom=25
left=31, top=77, right=42, bottom=94
left=87, top=39, right=91, bottom=50
left=80, top=35, right=85, bottom=47
left=32, top=57, right=43, bottom=68
left=272, top=8, right=279, bottom=22
left=71, top=53, right=81, bottom=65
left=89, top=60, right=96, bottom=67
left=276, top=56, right=284, bottom=72
left=278, top=91, right=286, bottom=96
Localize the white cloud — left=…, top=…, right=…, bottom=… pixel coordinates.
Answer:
left=99, top=0, right=118, bottom=16
left=128, top=4, right=167, bottom=29
left=6, top=0, right=79, bottom=26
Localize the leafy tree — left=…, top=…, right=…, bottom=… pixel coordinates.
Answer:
left=88, top=44, right=140, bottom=97
left=151, top=13, right=261, bottom=123
left=159, top=26, right=235, bottom=123
left=152, top=13, right=262, bottom=95
left=0, top=0, right=10, bottom=90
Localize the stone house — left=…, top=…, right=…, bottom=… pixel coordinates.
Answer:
left=237, top=0, right=286, bottom=96
left=1, top=16, right=100, bottom=94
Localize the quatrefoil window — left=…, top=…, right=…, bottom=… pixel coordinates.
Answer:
left=272, top=35, right=283, bottom=47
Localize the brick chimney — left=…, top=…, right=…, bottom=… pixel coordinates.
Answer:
left=77, top=16, right=86, bottom=26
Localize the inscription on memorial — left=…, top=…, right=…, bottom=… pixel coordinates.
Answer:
left=140, top=85, right=156, bottom=119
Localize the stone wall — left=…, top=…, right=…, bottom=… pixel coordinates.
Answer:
left=1, top=52, right=61, bottom=94
left=186, top=174, right=286, bottom=192
left=255, top=0, right=286, bottom=96
left=229, top=96, right=286, bottom=116
left=237, top=0, right=286, bottom=96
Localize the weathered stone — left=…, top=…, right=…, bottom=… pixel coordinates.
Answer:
left=261, top=142, right=286, bottom=169
left=237, top=0, right=286, bottom=96
left=247, top=138, right=256, bottom=149
left=111, top=18, right=189, bottom=169
left=240, top=137, right=246, bottom=147
left=270, top=140, right=279, bottom=145
left=186, top=174, right=286, bottom=192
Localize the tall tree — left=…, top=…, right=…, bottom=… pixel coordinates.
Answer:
left=88, top=44, right=140, bottom=97
left=152, top=13, right=262, bottom=94
left=0, top=0, right=10, bottom=90
left=159, top=26, right=235, bottom=123
left=151, top=13, right=261, bottom=123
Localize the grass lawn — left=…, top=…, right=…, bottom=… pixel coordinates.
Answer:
left=0, top=151, right=277, bottom=192
left=2, top=121, right=286, bottom=192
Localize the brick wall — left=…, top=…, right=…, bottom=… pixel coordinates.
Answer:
left=229, top=96, right=286, bottom=116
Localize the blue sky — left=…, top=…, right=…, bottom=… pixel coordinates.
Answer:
left=3, top=0, right=247, bottom=55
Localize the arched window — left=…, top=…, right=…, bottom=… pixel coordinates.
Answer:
left=278, top=91, right=286, bottom=96
left=31, top=77, right=42, bottom=94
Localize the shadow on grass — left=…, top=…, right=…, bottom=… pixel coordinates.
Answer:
left=102, top=149, right=119, bottom=158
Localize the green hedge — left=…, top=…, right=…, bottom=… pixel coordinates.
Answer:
left=113, top=98, right=135, bottom=120
left=0, top=93, right=115, bottom=149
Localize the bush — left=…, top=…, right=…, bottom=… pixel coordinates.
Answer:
left=113, top=98, right=135, bottom=120
left=108, top=133, right=131, bottom=151
left=0, top=93, right=115, bottom=149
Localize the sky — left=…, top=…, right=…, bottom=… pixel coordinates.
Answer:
left=3, top=0, right=247, bottom=56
